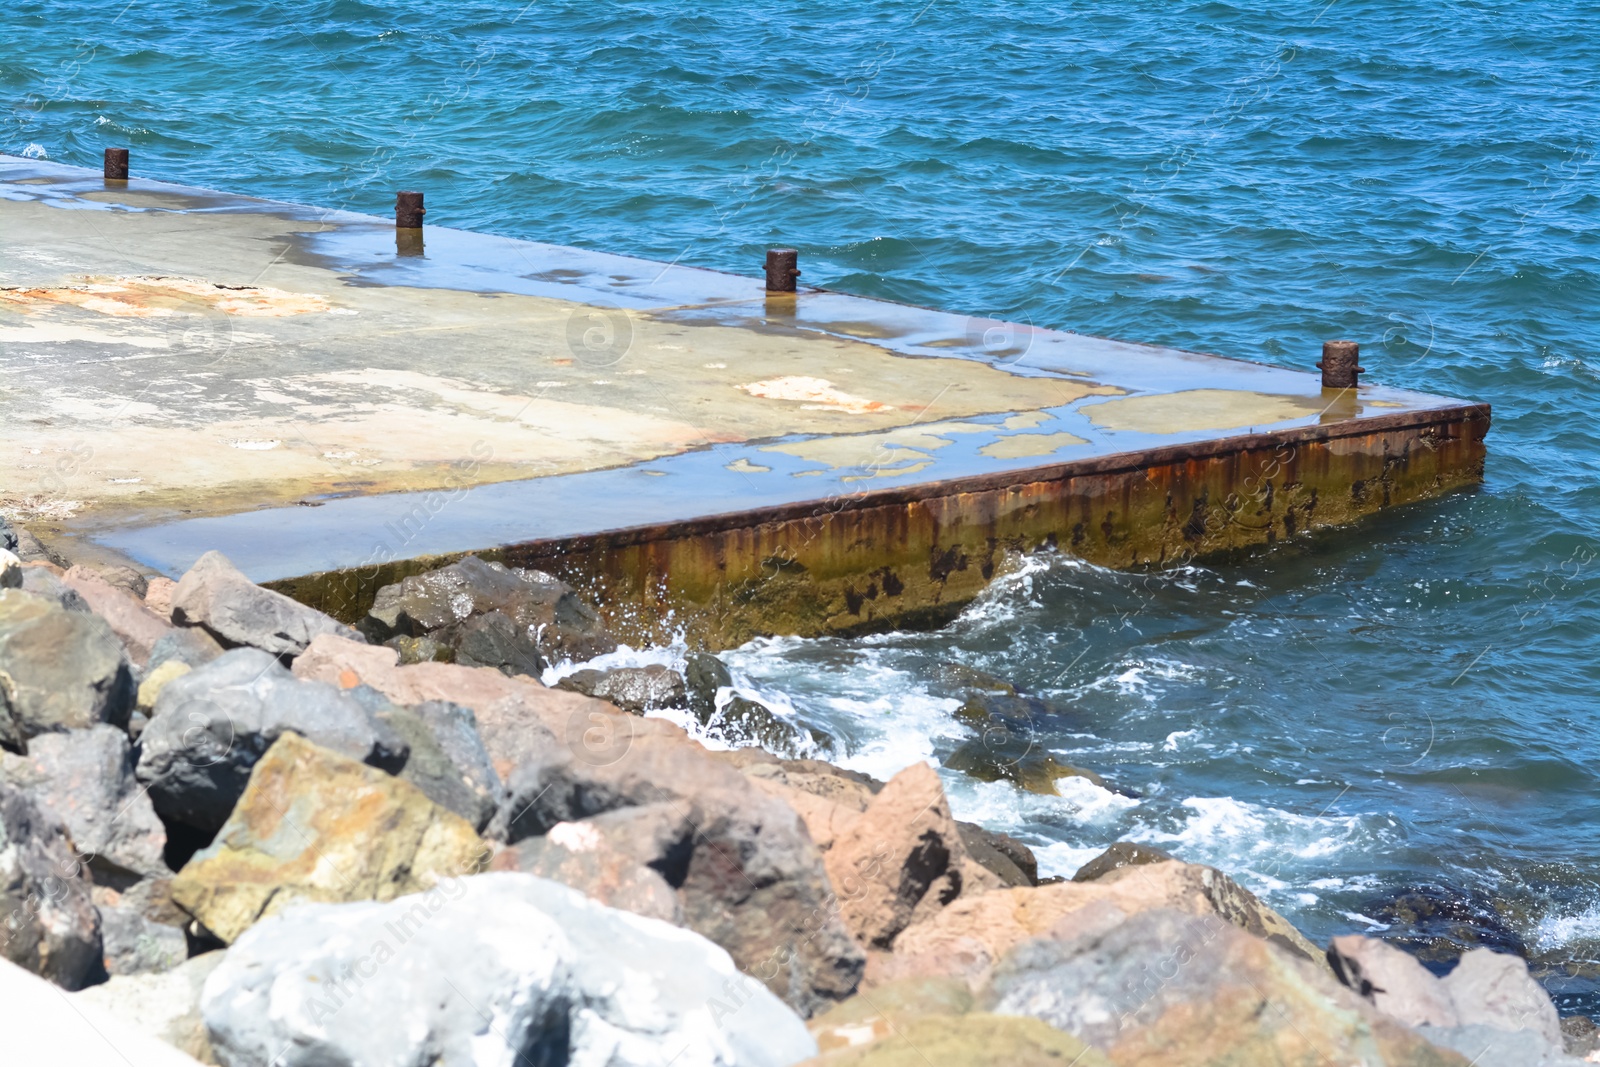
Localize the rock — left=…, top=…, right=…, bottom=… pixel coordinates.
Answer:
left=1072, top=841, right=1175, bottom=882
left=984, top=908, right=1469, bottom=1067
left=370, top=699, right=502, bottom=832
left=930, top=662, right=1018, bottom=697
left=1365, top=881, right=1529, bottom=966
left=171, top=732, right=489, bottom=943
left=491, top=820, right=683, bottom=923
left=89, top=564, right=151, bottom=599
left=0, top=515, right=15, bottom=553
left=386, top=633, right=451, bottom=664
left=943, top=738, right=1110, bottom=796
left=62, top=565, right=174, bottom=667
left=805, top=1014, right=1106, bottom=1066
left=450, top=608, right=547, bottom=677
left=293, top=635, right=867, bottom=1018
left=0, top=725, right=167, bottom=883
left=170, top=550, right=362, bottom=658
left=874, top=858, right=1322, bottom=989
left=201, top=872, right=817, bottom=1067
left=0, top=589, right=133, bottom=749
left=557, top=664, right=689, bottom=713
left=0, top=547, right=20, bottom=590
left=20, top=563, right=91, bottom=610
left=1562, top=1016, right=1600, bottom=1059
left=136, top=648, right=405, bottom=837
left=95, top=879, right=190, bottom=977
left=366, top=554, right=617, bottom=665
left=824, top=762, right=998, bottom=950
left=953, top=692, right=1084, bottom=731
left=0, top=779, right=102, bottom=989
left=143, top=576, right=177, bottom=621
left=1330, top=937, right=1567, bottom=1060
left=137, top=660, right=192, bottom=713
left=77, top=951, right=223, bottom=1063
left=956, top=822, right=1036, bottom=887
left=148, top=627, right=225, bottom=672
left=712, top=693, right=831, bottom=756
left=4, top=956, right=211, bottom=1067
left=685, top=651, right=733, bottom=720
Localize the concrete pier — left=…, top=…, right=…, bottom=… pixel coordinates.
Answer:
left=0, top=155, right=1489, bottom=647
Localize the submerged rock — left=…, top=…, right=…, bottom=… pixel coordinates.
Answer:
left=136, top=648, right=407, bottom=838
left=684, top=651, right=733, bottom=720
left=943, top=738, right=1114, bottom=797
left=365, top=554, right=617, bottom=665
left=0, top=589, right=133, bottom=750
left=170, top=732, right=489, bottom=943
left=1365, top=881, right=1530, bottom=967
left=201, top=873, right=817, bottom=1067
left=711, top=693, right=832, bottom=756
left=171, top=550, right=361, bottom=658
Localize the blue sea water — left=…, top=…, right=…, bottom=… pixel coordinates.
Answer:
left=6, top=0, right=1600, bottom=1010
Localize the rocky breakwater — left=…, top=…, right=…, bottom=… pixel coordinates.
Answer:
left=0, top=523, right=1590, bottom=1066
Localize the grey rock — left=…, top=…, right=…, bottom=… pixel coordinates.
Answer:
left=0, top=779, right=102, bottom=989
left=77, top=951, right=223, bottom=1063
left=450, top=608, right=546, bottom=678
left=148, top=628, right=226, bottom=672
left=957, top=822, right=1037, bottom=887
left=494, top=822, right=683, bottom=924
left=19, top=566, right=91, bottom=611
left=557, top=664, right=688, bottom=714
left=135, top=649, right=405, bottom=836
left=1419, top=1024, right=1581, bottom=1067
left=366, top=555, right=617, bottom=665
left=385, top=633, right=451, bottom=664
left=370, top=700, right=502, bottom=832
left=1440, top=946, right=1563, bottom=1050
left=171, top=551, right=362, bottom=659
left=0, top=515, right=16, bottom=553
left=0, top=589, right=133, bottom=749
left=709, top=693, right=830, bottom=757
left=497, top=736, right=865, bottom=1017
left=684, top=652, right=732, bottom=721
left=0, top=725, right=166, bottom=883
left=201, top=873, right=816, bottom=1067
left=1072, top=840, right=1176, bottom=883
left=98, top=887, right=189, bottom=977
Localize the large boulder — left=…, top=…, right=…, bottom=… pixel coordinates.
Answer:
left=803, top=976, right=1108, bottom=1066
left=171, top=550, right=361, bottom=658
left=170, top=732, right=489, bottom=943
left=0, top=725, right=167, bottom=883
left=1327, top=935, right=1567, bottom=1064
left=369, top=698, right=502, bottom=832
left=365, top=554, right=617, bottom=666
left=292, top=635, right=866, bottom=1019
left=872, top=858, right=1321, bottom=989
left=76, top=951, right=224, bottom=1063
left=491, top=817, right=683, bottom=924
left=0, top=780, right=102, bottom=989
left=61, top=566, right=175, bottom=668
left=201, top=872, right=817, bottom=1067
left=0, top=589, right=133, bottom=749
left=984, top=908, right=1469, bottom=1067
left=822, top=762, right=998, bottom=950
left=3, top=956, right=211, bottom=1067
left=557, top=664, right=689, bottom=714
left=136, top=648, right=406, bottom=837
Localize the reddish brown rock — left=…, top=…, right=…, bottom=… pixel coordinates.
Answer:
left=62, top=566, right=174, bottom=667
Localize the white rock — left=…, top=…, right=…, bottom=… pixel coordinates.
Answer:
left=201, top=872, right=817, bottom=1067
left=0, top=548, right=20, bottom=589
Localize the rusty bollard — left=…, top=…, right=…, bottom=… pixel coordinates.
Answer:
left=104, top=148, right=129, bottom=180
left=395, top=191, right=425, bottom=229
left=1318, top=340, right=1363, bottom=389
left=765, top=248, right=800, bottom=293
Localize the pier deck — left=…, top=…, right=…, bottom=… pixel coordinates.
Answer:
left=0, top=156, right=1488, bottom=646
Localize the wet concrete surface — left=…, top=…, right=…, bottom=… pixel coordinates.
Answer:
left=0, top=156, right=1487, bottom=638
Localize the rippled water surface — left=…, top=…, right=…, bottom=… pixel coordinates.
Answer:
left=6, top=0, right=1600, bottom=1011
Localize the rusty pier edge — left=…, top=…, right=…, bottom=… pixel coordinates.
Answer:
left=268, top=402, right=1490, bottom=652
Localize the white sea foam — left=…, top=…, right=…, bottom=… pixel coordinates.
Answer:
left=1534, top=905, right=1600, bottom=953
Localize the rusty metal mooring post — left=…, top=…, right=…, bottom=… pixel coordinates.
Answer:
left=1318, top=340, right=1363, bottom=389
left=104, top=148, right=129, bottom=180
left=765, top=248, right=800, bottom=293
left=395, top=191, right=425, bottom=229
